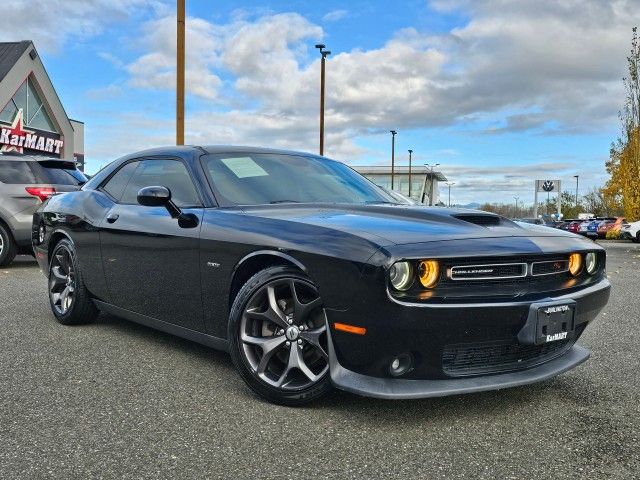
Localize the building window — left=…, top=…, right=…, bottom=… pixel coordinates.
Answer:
left=0, top=77, right=57, bottom=132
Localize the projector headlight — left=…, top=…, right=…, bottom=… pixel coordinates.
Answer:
left=569, top=253, right=583, bottom=276
left=585, top=252, right=598, bottom=274
left=389, top=261, right=414, bottom=291
left=418, top=260, right=440, bottom=288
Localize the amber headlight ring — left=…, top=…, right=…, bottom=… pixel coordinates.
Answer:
left=569, top=252, right=583, bottom=276
left=418, top=260, right=440, bottom=288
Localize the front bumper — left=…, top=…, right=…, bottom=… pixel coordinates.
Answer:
left=327, top=278, right=610, bottom=399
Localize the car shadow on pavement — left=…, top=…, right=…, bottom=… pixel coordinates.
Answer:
left=2, top=255, right=38, bottom=269
left=90, top=310, right=589, bottom=417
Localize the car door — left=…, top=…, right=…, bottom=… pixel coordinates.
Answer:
left=98, top=157, right=205, bottom=331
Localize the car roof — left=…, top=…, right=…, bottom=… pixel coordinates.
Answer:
left=0, top=152, right=72, bottom=163
left=200, top=145, right=324, bottom=158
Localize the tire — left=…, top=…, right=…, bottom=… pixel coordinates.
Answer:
left=228, top=265, right=332, bottom=406
left=48, top=238, right=99, bottom=325
left=0, top=223, right=17, bottom=267
left=634, top=232, right=640, bottom=243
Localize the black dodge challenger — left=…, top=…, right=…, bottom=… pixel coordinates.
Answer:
left=33, top=146, right=610, bottom=405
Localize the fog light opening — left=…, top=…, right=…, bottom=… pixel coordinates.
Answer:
left=389, top=353, right=413, bottom=377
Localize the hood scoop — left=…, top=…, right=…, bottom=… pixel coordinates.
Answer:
left=453, top=214, right=502, bottom=227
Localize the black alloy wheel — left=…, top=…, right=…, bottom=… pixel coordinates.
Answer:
left=48, top=239, right=98, bottom=325
left=0, top=223, right=17, bottom=267
left=229, top=266, right=332, bottom=405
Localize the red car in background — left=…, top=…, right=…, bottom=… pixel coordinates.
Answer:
left=597, top=217, right=626, bottom=238
left=567, top=221, right=583, bottom=234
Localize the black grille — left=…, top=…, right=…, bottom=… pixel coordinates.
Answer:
left=442, top=335, right=577, bottom=377
left=450, top=262, right=526, bottom=280
left=531, top=260, right=568, bottom=276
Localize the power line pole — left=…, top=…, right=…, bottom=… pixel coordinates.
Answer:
left=446, top=181, right=455, bottom=207
left=176, top=0, right=185, bottom=145
left=390, top=130, right=397, bottom=189
left=315, top=44, right=331, bottom=155
left=408, top=149, right=413, bottom=198
left=514, top=195, right=520, bottom=218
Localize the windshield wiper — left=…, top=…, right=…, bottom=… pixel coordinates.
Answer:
left=270, top=200, right=300, bottom=204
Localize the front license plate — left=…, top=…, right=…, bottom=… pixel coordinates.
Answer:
left=536, top=304, right=575, bottom=344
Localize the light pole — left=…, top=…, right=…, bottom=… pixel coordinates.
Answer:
left=445, top=182, right=455, bottom=207
left=514, top=195, right=520, bottom=219
left=390, top=130, right=397, bottom=189
left=315, top=44, right=331, bottom=155
left=176, top=0, right=185, bottom=145
left=573, top=175, right=579, bottom=208
left=408, top=149, right=413, bottom=198
left=424, top=163, right=440, bottom=206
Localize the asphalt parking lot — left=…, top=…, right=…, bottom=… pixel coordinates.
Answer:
left=1, top=243, right=639, bottom=479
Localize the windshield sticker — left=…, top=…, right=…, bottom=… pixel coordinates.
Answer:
left=221, top=157, right=268, bottom=178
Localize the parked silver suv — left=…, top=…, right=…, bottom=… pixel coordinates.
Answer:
left=0, top=153, right=87, bottom=266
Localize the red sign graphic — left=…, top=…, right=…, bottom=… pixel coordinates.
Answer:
left=0, top=109, right=63, bottom=155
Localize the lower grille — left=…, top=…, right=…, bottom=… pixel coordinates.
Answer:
left=442, top=334, right=578, bottom=377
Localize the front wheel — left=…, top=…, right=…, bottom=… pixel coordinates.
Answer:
left=48, top=239, right=99, bottom=325
left=229, top=266, right=332, bottom=406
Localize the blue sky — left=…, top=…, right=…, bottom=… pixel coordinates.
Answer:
left=3, top=0, right=637, bottom=205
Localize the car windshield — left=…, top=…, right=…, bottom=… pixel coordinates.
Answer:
left=202, top=153, right=397, bottom=206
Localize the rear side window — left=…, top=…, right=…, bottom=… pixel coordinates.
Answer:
left=102, top=161, right=139, bottom=201
left=30, top=160, right=87, bottom=186
left=0, top=160, right=37, bottom=184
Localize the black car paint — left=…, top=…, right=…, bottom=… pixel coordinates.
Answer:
left=33, top=146, right=610, bottom=397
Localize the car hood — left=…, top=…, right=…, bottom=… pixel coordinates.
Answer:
left=240, top=204, right=577, bottom=246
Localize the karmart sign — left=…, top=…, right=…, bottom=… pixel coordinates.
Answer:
left=0, top=109, right=63, bottom=156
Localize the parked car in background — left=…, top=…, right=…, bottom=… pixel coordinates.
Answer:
left=567, top=221, right=582, bottom=234
left=620, top=220, right=640, bottom=242
left=597, top=217, right=625, bottom=238
left=0, top=153, right=86, bottom=266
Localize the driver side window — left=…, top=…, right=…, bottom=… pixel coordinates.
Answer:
left=109, top=159, right=201, bottom=208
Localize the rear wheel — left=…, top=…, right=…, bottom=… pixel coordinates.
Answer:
left=48, top=239, right=98, bottom=325
left=634, top=232, right=640, bottom=243
left=229, top=266, right=331, bottom=406
left=0, top=223, right=17, bottom=267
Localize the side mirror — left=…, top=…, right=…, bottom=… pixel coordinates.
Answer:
left=136, top=185, right=198, bottom=228
left=137, top=186, right=171, bottom=207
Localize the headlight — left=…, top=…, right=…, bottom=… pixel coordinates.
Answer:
left=585, top=252, right=597, bottom=274
left=418, top=260, right=440, bottom=288
left=389, top=261, right=414, bottom=291
left=569, top=253, right=583, bottom=276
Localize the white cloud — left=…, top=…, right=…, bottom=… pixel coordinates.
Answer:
left=0, top=0, right=151, bottom=53
left=322, top=10, right=348, bottom=23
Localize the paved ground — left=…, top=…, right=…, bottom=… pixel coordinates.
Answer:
left=1, top=243, right=639, bottom=479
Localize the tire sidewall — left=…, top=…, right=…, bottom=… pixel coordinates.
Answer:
left=0, top=223, right=16, bottom=266
left=228, top=265, right=332, bottom=406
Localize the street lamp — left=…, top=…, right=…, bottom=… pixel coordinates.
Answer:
left=445, top=182, right=455, bottom=207
left=573, top=175, right=579, bottom=208
left=315, top=44, right=331, bottom=155
left=424, top=163, right=440, bottom=206
left=390, top=130, right=397, bottom=189
left=514, top=195, right=520, bottom=219
left=408, top=149, right=413, bottom=198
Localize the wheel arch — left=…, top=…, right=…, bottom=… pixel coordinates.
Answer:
left=47, top=229, right=73, bottom=266
left=228, top=250, right=308, bottom=311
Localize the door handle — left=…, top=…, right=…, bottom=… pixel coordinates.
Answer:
left=106, top=213, right=119, bottom=224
